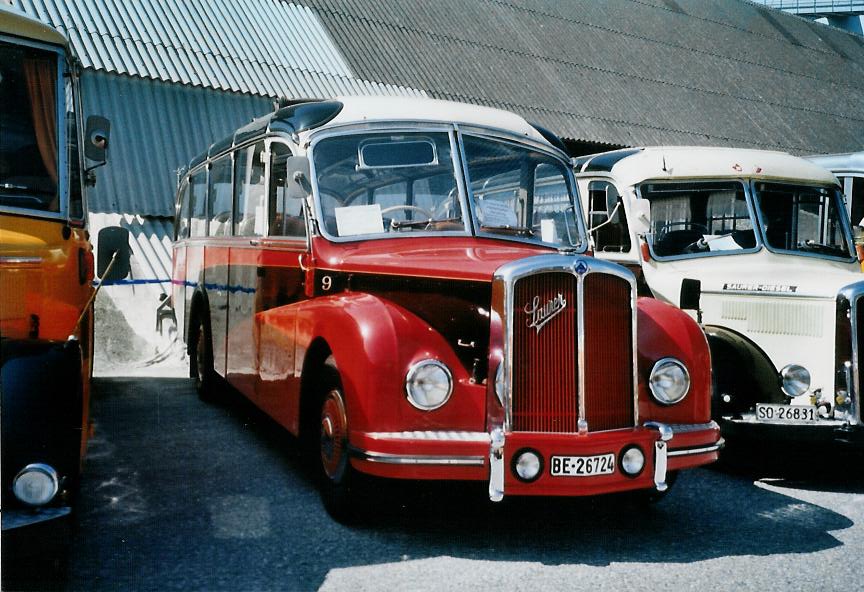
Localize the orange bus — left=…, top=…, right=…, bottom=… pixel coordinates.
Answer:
left=0, top=5, right=118, bottom=534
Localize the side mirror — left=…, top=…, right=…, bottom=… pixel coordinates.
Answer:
left=84, top=115, right=111, bottom=163
left=629, top=199, right=651, bottom=236
left=284, top=156, right=311, bottom=200
left=97, top=226, right=131, bottom=282
left=680, top=278, right=701, bottom=312
left=605, top=185, right=620, bottom=224
left=853, top=224, right=864, bottom=245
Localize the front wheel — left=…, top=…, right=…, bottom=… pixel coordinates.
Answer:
left=317, top=365, right=360, bottom=522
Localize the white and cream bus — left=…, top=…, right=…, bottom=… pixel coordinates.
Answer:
left=573, top=147, right=863, bottom=449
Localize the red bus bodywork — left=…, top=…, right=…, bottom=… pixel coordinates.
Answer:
left=171, top=98, right=721, bottom=513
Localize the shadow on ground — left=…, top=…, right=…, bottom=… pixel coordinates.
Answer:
left=15, top=377, right=851, bottom=591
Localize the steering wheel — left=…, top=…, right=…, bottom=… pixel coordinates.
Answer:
left=380, top=204, right=434, bottom=219
left=657, top=221, right=709, bottom=240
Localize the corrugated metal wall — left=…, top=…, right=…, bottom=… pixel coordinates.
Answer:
left=13, top=0, right=424, bottom=99
left=81, top=71, right=272, bottom=216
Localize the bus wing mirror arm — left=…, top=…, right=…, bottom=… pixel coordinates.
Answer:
left=285, top=156, right=311, bottom=200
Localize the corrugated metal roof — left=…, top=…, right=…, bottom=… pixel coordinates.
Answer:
left=81, top=71, right=273, bottom=216
left=298, top=0, right=864, bottom=154
left=13, top=0, right=426, bottom=99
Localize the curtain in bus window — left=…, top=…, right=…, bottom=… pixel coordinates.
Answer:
left=22, top=55, right=58, bottom=188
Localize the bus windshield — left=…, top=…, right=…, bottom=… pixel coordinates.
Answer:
left=0, top=42, right=60, bottom=213
left=642, top=181, right=757, bottom=258
left=312, top=130, right=584, bottom=249
left=752, top=182, right=854, bottom=260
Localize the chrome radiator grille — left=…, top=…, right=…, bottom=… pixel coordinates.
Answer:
left=583, top=273, right=635, bottom=431
left=512, top=273, right=578, bottom=432
left=508, top=262, right=635, bottom=433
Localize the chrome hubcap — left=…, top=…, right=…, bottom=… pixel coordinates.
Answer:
left=320, top=389, right=347, bottom=480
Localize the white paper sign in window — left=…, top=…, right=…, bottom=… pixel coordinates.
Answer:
left=540, top=218, right=557, bottom=243
left=335, top=204, right=385, bottom=236
left=477, top=200, right=518, bottom=227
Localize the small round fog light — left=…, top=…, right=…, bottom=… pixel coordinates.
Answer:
left=620, top=446, right=645, bottom=478
left=513, top=449, right=543, bottom=482
left=780, top=364, right=810, bottom=398
left=13, top=463, right=59, bottom=507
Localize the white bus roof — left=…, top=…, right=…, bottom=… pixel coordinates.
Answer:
left=574, top=146, right=839, bottom=188
left=806, top=151, right=864, bottom=174
left=326, top=95, right=550, bottom=144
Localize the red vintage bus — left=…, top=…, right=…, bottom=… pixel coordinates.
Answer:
left=170, top=96, right=721, bottom=520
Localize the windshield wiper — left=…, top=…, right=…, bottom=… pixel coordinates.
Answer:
left=796, top=240, right=849, bottom=257
left=390, top=217, right=463, bottom=230
left=480, top=224, right=534, bottom=237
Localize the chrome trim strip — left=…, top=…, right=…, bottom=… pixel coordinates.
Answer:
left=644, top=421, right=671, bottom=491
left=577, top=270, right=587, bottom=432
left=364, top=431, right=489, bottom=442
left=668, top=421, right=719, bottom=433
left=653, top=441, right=668, bottom=491
left=632, top=272, right=639, bottom=426
left=0, top=256, right=43, bottom=265
left=349, top=447, right=485, bottom=466
left=668, top=441, right=725, bottom=457
left=489, top=428, right=505, bottom=502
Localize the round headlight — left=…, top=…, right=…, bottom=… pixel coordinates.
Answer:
left=649, top=358, right=690, bottom=405
left=780, top=364, right=811, bottom=398
left=620, top=446, right=645, bottom=477
left=513, top=449, right=543, bottom=482
left=405, top=359, right=453, bottom=410
left=13, top=463, right=59, bottom=507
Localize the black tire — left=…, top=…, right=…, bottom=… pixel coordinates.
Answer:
left=316, top=363, right=360, bottom=523
left=190, top=310, right=217, bottom=401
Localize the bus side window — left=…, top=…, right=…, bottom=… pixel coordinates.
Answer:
left=208, top=155, right=233, bottom=237
left=268, top=143, right=306, bottom=239
left=190, top=169, right=207, bottom=237
left=588, top=180, right=631, bottom=252
left=234, top=142, right=266, bottom=237
left=176, top=179, right=191, bottom=240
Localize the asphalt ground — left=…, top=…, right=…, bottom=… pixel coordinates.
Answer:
left=5, top=376, right=864, bottom=591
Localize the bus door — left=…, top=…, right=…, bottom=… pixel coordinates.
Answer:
left=254, top=141, right=308, bottom=432
left=226, top=141, right=266, bottom=398
left=206, top=155, right=233, bottom=377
